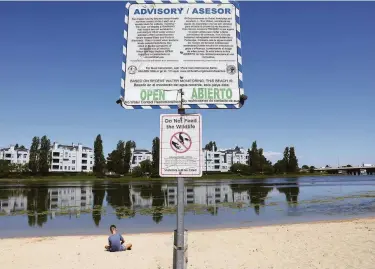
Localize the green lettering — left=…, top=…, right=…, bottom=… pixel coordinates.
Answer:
left=140, top=90, right=147, bottom=100
left=207, top=88, right=213, bottom=99
left=198, top=88, right=204, bottom=99
left=140, top=89, right=165, bottom=101
left=226, top=88, right=232, bottom=99
left=214, top=88, right=220, bottom=99
left=192, top=88, right=198, bottom=99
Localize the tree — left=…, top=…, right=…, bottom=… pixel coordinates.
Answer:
left=0, top=160, right=11, bottom=178
left=38, top=135, right=51, bottom=174
left=204, top=141, right=217, bottom=151
left=131, top=166, right=143, bottom=177
left=124, top=140, right=136, bottom=174
left=301, top=165, right=309, bottom=170
left=273, top=160, right=286, bottom=174
left=288, top=147, right=299, bottom=173
left=151, top=137, right=160, bottom=177
left=106, top=150, right=116, bottom=173
left=309, top=166, right=316, bottom=173
left=94, top=134, right=106, bottom=176
left=230, top=163, right=250, bottom=175
left=248, top=141, right=260, bottom=173
left=140, top=159, right=152, bottom=175
left=113, top=140, right=126, bottom=174
left=282, top=147, right=290, bottom=172
left=29, top=136, right=40, bottom=174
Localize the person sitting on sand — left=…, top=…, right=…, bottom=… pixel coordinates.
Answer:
left=105, top=225, right=132, bottom=252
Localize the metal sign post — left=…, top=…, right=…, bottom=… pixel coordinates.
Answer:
left=118, top=2, right=244, bottom=269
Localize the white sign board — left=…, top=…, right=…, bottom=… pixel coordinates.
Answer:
left=122, top=2, right=242, bottom=109
left=160, top=114, right=202, bottom=177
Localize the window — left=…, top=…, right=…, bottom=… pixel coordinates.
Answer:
left=53, top=152, right=60, bottom=157
left=64, top=166, right=67, bottom=170
left=24, top=154, right=27, bottom=158
left=60, top=166, right=63, bottom=170
left=72, top=167, right=75, bottom=171
left=65, top=152, right=68, bottom=158
left=68, top=166, right=70, bottom=170
left=5, top=154, right=11, bottom=158
left=168, top=189, right=175, bottom=193
left=72, top=160, right=75, bottom=164
left=82, top=154, right=87, bottom=158
left=214, top=154, right=220, bottom=158
left=52, top=165, right=59, bottom=170
left=82, top=166, right=87, bottom=170
left=214, top=165, right=220, bottom=169
left=82, top=160, right=87, bottom=164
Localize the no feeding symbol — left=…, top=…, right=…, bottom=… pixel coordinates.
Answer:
left=170, top=132, right=192, bottom=153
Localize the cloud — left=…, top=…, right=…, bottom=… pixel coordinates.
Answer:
left=263, top=151, right=282, bottom=162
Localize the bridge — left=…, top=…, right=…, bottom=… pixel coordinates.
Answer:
left=315, top=166, right=375, bottom=175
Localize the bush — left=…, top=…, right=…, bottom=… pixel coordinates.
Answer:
left=131, top=166, right=143, bottom=178
left=230, top=163, right=251, bottom=175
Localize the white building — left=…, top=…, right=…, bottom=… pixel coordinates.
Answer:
left=50, top=142, right=94, bottom=173
left=0, top=145, right=29, bottom=165
left=131, top=149, right=152, bottom=170
left=202, top=147, right=249, bottom=173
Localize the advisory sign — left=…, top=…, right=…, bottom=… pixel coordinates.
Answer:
left=160, top=114, right=202, bottom=177
left=122, top=2, right=241, bottom=108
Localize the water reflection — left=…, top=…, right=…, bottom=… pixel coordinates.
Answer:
left=3, top=178, right=375, bottom=231
left=1, top=181, right=300, bottom=227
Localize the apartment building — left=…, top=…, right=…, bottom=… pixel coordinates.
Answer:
left=202, top=147, right=249, bottom=172
left=131, top=149, right=152, bottom=170
left=0, top=145, right=29, bottom=164
left=50, top=142, right=94, bottom=173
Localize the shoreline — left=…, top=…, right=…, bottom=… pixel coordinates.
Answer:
left=2, top=216, right=374, bottom=240
left=0, top=172, right=336, bottom=183
left=1, top=217, right=375, bottom=269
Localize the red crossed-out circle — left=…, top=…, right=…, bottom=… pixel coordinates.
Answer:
left=170, top=132, right=192, bottom=154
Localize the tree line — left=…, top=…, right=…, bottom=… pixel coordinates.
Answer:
left=206, top=140, right=304, bottom=175
left=1, top=134, right=315, bottom=178
left=93, top=135, right=160, bottom=178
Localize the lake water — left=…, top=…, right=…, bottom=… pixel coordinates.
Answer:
left=1, top=176, right=375, bottom=238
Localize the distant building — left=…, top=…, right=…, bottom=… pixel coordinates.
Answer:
left=131, top=148, right=152, bottom=170
left=50, top=142, right=94, bottom=173
left=202, top=146, right=249, bottom=172
left=0, top=145, right=29, bottom=165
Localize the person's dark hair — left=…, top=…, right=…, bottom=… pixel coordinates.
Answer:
left=110, top=225, right=116, bottom=232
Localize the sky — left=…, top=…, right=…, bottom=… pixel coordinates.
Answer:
left=0, top=1, right=375, bottom=167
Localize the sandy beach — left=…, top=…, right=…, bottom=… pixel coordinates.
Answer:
left=1, top=218, right=375, bottom=269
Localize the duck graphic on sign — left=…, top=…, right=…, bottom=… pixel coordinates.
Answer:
left=170, top=132, right=192, bottom=153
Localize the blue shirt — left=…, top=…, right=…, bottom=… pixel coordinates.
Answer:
left=108, top=234, right=124, bottom=252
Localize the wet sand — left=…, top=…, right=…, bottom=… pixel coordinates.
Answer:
left=1, top=218, right=375, bottom=269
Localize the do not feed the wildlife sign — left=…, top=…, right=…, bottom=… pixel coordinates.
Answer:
left=159, top=114, right=202, bottom=177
